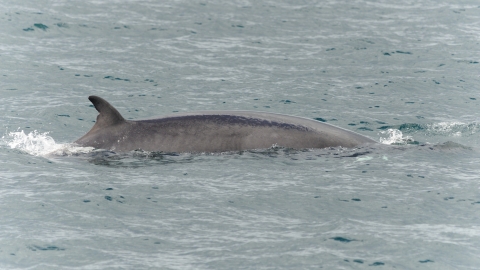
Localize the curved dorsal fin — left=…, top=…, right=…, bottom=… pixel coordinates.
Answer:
left=88, top=95, right=125, bottom=127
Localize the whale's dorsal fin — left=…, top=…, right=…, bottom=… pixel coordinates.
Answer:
left=88, top=95, right=126, bottom=127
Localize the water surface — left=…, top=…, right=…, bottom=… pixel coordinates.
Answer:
left=1, top=0, right=480, bottom=269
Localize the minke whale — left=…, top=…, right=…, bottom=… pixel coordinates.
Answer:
left=75, top=96, right=376, bottom=152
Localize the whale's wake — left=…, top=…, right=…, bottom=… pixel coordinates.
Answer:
left=379, top=129, right=415, bottom=145
left=2, top=129, right=93, bottom=156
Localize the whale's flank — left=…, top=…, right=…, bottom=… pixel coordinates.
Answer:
left=75, top=96, right=376, bottom=152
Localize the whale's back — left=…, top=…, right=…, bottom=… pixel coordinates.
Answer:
left=75, top=96, right=376, bottom=152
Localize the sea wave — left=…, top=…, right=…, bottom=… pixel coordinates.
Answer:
left=378, top=121, right=480, bottom=144
left=1, top=129, right=93, bottom=156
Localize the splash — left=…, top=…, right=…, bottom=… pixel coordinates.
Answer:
left=427, top=122, right=479, bottom=137
left=2, top=129, right=93, bottom=156
left=379, top=129, right=415, bottom=145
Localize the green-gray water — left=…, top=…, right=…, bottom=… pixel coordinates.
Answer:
left=1, top=0, right=480, bottom=269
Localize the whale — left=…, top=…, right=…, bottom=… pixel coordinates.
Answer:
left=74, top=96, right=376, bottom=152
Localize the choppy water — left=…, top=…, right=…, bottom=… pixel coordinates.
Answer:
left=1, top=0, right=480, bottom=269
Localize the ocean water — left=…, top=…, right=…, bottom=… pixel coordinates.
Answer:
left=1, top=0, right=480, bottom=269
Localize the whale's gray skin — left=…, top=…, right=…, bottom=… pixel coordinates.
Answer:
left=75, top=96, right=376, bottom=152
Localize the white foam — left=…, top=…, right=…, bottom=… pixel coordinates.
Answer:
left=427, top=122, right=471, bottom=137
left=2, top=129, right=94, bottom=157
left=379, top=129, right=414, bottom=145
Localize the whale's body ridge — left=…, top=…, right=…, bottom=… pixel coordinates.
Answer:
left=75, top=96, right=376, bottom=152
